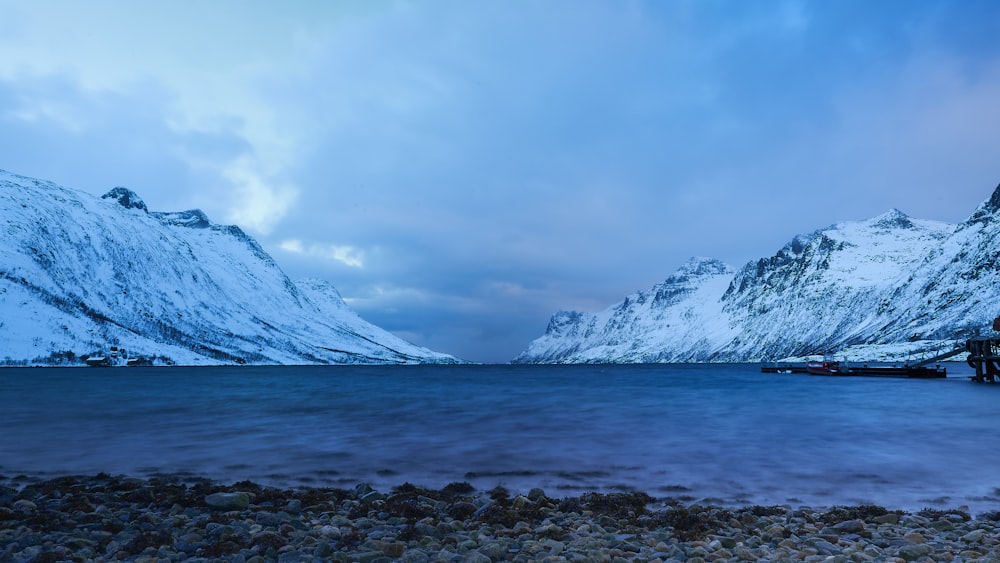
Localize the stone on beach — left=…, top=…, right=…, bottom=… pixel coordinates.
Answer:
left=204, top=491, right=250, bottom=510
left=2, top=475, right=1000, bottom=562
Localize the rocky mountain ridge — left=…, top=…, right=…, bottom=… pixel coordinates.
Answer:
left=0, top=169, right=459, bottom=365
left=514, top=185, right=1000, bottom=363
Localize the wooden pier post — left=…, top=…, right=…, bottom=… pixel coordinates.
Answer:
left=965, top=337, right=1000, bottom=382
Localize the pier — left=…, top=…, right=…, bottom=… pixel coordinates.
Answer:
left=762, top=318, right=1000, bottom=382
left=761, top=343, right=963, bottom=378
left=760, top=363, right=947, bottom=378
left=964, top=336, right=1000, bottom=382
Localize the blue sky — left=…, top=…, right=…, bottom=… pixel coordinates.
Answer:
left=2, top=1, right=999, bottom=362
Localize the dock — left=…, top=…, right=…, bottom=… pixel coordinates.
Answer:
left=761, top=363, right=946, bottom=378
left=761, top=316, right=1000, bottom=383
left=761, top=341, right=967, bottom=379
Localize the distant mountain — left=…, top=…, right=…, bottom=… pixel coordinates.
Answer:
left=514, top=184, right=1000, bottom=364
left=0, top=169, right=460, bottom=365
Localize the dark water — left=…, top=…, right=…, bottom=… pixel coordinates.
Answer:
left=2, top=363, right=999, bottom=512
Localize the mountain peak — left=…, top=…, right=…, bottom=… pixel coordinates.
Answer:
left=986, top=182, right=1000, bottom=213
left=868, top=208, right=913, bottom=230
left=544, top=310, right=585, bottom=337
left=674, top=257, right=733, bottom=277
left=102, top=187, right=147, bottom=212
left=965, top=182, right=1000, bottom=225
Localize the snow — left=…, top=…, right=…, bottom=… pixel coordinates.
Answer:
left=514, top=257, right=740, bottom=363
left=0, top=169, right=460, bottom=366
left=515, top=186, right=1000, bottom=364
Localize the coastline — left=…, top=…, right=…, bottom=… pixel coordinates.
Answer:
left=2, top=474, right=998, bottom=562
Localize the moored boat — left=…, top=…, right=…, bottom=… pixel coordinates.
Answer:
left=806, top=360, right=841, bottom=375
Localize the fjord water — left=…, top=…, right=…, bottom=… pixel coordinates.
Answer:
left=2, top=363, right=998, bottom=512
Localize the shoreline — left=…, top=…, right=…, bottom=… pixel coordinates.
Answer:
left=2, top=474, right=999, bottom=562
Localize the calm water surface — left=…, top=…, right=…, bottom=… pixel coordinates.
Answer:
left=2, top=363, right=998, bottom=512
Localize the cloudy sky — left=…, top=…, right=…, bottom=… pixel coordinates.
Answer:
left=2, top=1, right=999, bottom=362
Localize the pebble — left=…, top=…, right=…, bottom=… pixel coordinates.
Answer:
left=1, top=475, right=999, bottom=562
left=205, top=491, right=250, bottom=511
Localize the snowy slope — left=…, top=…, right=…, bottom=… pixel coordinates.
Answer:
left=883, top=189, right=1000, bottom=342
left=0, top=169, right=460, bottom=365
left=515, top=184, right=1000, bottom=364
left=516, top=258, right=739, bottom=363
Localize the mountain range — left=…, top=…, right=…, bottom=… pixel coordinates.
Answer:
left=514, top=184, right=1000, bottom=364
left=0, top=169, right=459, bottom=366
left=7, top=167, right=999, bottom=367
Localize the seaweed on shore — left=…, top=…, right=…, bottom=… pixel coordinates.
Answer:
left=390, top=481, right=476, bottom=503
left=377, top=481, right=480, bottom=541
left=441, top=481, right=476, bottom=496
left=294, top=485, right=352, bottom=509
left=476, top=486, right=558, bottom=531
left=383, top=483, right=441, bottom=521
left=819, top=504, right=903, bottom=524
left=651, top=503, right=735, bottom=542
left=559, top=492, right=654, bottom=523
left=917, top=507, right=971, bottom=521
left=744, top=504, right=788, bottom=517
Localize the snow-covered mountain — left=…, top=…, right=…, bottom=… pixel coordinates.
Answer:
left=514, top=184, right=1000, bottom=364
left=0, top=169, right=460, bottom=365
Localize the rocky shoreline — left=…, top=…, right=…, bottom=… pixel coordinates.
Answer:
left=2, top=474, right=999, bottom=562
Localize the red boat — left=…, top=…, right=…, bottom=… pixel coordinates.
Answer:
left=806, top=360, right=842, bottom=375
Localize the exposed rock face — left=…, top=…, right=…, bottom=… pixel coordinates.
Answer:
left=515, top=185, right=1000, bottom=363
left=0, top=169, right=459, bottom=366
left=153, top=209, right=211, bottom=229
left=101, top=187, right=147, bottom=212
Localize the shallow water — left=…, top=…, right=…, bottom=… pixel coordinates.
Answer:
left=2, top=363, right=998, bottom=512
